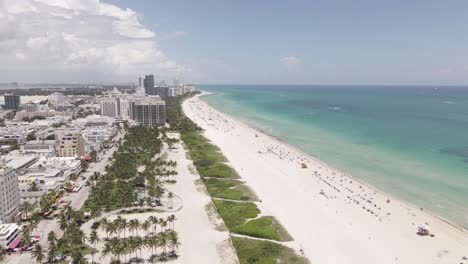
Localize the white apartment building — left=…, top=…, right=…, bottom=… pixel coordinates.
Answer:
left=119, top=98, right=131, bottom=118
left=0, top=165, right=20, bottom=223
left=100, top=97, right=119, bottom=117
left=169, top=87, right=177, bottom=97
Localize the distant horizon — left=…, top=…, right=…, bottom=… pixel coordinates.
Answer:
left=1, top=82, right=468, bottom=88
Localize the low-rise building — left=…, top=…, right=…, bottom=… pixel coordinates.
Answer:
left=20, top=140, right=56, bottom=157
left=0, top=222, right=20, bottom=249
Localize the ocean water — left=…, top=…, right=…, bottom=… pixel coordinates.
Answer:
left=200, top=85, right=468, bottom=229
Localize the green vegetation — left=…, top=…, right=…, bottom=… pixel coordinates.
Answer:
left=83, top=125, right=162, bottom=215
left=205, top=178, right=255, bottom=201
left=99, top=215, right=180, bottom=263
left=214, top=201, right=290, bottom=241
left=232, top=237, right=309, bottom=264
left=232, top=216, right=293, bottom=241
left=214, top=200, right=260, bottom=228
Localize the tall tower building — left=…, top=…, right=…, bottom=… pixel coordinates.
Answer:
left=143, top=75, right=155, bottom=95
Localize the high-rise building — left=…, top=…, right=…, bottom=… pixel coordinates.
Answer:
left=119, top=98, right=131, bottom=118
left=4, top=94, right=20, bottom=110
left=132, top=96, right=166, bottom=126
left=100, top=97, right=119, bottom=117
left=58, top=132, right=85, bottom=157
left=0, top=164, right=20, bottom=223
left=143, top=75, right=155, bottom=95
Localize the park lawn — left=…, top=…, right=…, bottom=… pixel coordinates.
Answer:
left=213, top=200, right=260, bottom=228
left=231, top=216, right=293, bottom=241
left=232, top=237, right=309, bottom=264
left=205, top=178, right=255, bottom=200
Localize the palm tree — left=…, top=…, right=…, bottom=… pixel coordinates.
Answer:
left=46, top=244, right=57, bottom=263
left=47, top=231, right=57, bottom=246
left=167, top=215, right=176, bottom=231
left=168, top=192, right=174, bottom=208
left=146, top=236, right=159, bottom=259
left=149, top=216, right=158, bottom=234
left=114, top=216, right=126, bottom=238
left=136, top=236, right=144, bottom=260
left=111, top=238, right=124, bottom=263
left=100, top=218, right=110, bottom=239
left=128, top=219, right=140, bottom=236
left=101, top=243, right=112, bottom=262
left=89, top=230, right=100, bottom=264
left=22, top=227, right=32, bottom=249
left=129, top=236, right=140, bottom=261
left=159, top=233, right=168, bottom=259
left=141, top=220, right=151, bottom=237
left=121, top=217, right=128, bottom=238
left=31, top=244, right=45, bottom=263
left=107, top=222, right=117, bottom=239
left=168, top=231, right=180, bottom=256
left=161, top=220, right=168, bottom=233
left=59, top=215, right=68, bottom=231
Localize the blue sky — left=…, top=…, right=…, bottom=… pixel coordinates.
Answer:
left=102, top=0, right=468, bottom=85
left=2, top=0, right=468, bottom=84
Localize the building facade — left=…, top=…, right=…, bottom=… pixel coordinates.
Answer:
left=100, top=97, right=119, bottom=117
left=4, top=94, right=20, bottom=110
left=0, top=166, right=20, bottom=223
left=132, top=97, right=166, bottom=126
left=0, top=223, right=20, bottom=248
left=58, top=132, right=85, bottom=157
left=143, top=75, right=155, bottom=94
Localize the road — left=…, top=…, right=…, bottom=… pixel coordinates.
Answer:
left=62, top=130, right=125, bottom=210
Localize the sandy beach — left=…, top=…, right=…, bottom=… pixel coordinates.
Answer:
left=183, top=93, right=468, bottom=264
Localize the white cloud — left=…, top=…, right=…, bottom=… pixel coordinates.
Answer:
left=0, top=0, right=188, bottom=82
left=280, top=56, right=301, bottom=69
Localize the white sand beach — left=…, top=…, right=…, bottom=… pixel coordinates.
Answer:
left=183, top=93, right=468, bottom=264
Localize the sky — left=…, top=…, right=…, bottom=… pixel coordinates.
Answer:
left=1, top=0, right=468, bottom=85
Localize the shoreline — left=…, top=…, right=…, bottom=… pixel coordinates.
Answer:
left=199, top=92, right=468, bottom=233
left=184, top=93, right=468, bottom=263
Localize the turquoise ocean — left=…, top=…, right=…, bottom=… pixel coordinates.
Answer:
left=200, top=85, right=468, bottom=230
